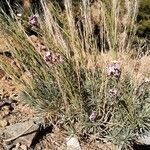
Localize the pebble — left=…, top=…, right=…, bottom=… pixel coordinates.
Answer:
left=16, top=143, right=20, bottom=149
left=30, top=35, right=39, bottom=43
left=20, top=144, right=28, bottom=150
left=2, top=106, right=10, bottom=116
left=35, top=144, right=42, bottom=150
left=66, top=135, right=81, bottom=150
left=17, top=13, right=22, bottom=17
left=0, top=119, right=8, bottom=127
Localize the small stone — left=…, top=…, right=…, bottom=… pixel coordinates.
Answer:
left=30, top=35, right=39, bottom=43
left=0, top=119, right=8, bottom=127
left=35, top=144, right=42, bottom=150
left=17, top=13, right=22, bottom=17
left=136, top=132, right=150, bottom=145
left=16, top=142, right=20, bottom=149
left=2, top=106, right=10, bottom=116
left=20, top=144, right=27, bottom=150
left=66, top=135, right=81, bottom=150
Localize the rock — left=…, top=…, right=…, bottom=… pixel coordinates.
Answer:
left=66, top=135, right=81, bottom=150
left=136, top=133, right=150, bottom=145
left=0, top=119, right=8, bottom=127
left=2, top=117, right=45, bottom=148
left=20, top=144, right=28, bottom=150
left=35, top=144, right=42, bottom=150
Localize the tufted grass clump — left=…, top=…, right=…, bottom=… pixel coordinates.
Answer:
left=0, top=0, right=150, bottom=149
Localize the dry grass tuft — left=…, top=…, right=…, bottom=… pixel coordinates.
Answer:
left=0, top=0, right=149, bottom=149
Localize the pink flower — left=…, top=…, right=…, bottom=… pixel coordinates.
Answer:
left=44, top=51, right=63, bottom=65
left=44, top=52, right=52, bottom=62
left=109, top=88, right=118, bottom=97
left=29, top=15, right=38, bottom=26
left=89, top=111, right=97, bottom=122
left=107, top=61, right=121, bottom=79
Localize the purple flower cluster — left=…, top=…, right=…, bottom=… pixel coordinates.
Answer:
left=29, top=15, right=39, bottom=27
left=44, top=51, right=63, bottom=65
left=107, top=61, right=121, bottom=79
